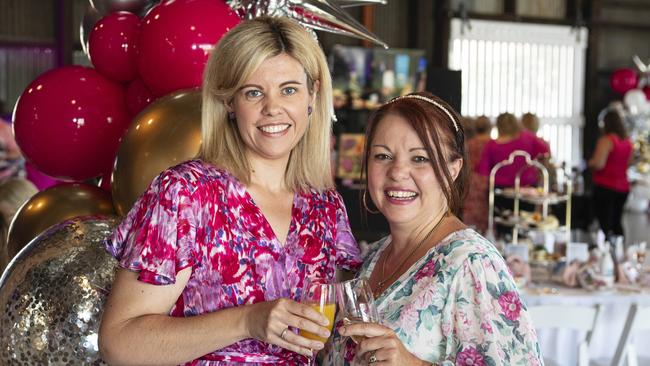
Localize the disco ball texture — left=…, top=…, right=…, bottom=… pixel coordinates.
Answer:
left=0, top=215, right=119, bottom=365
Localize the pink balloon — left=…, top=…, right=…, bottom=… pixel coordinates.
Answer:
left=25, top=162, right=62, bottom=191
left=13, top=66, right=130, bottom=182
left=610, top=68, right=638, bottom=94
left=98, top=170, right=113, bottom=193
left=89, top=11, right=140, bottom=83
left=125, top=77, right=155, bottom=116
left=138, top=0, right=240, bottom=96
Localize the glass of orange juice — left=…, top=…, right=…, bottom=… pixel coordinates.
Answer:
left=299, top=281, right=336, bottom=343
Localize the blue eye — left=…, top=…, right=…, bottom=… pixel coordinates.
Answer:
left=282, top=87, right=297, bottom=95
left=244, top=89, right=263, bottom=98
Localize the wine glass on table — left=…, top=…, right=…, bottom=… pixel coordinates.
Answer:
left=337, top=278, right=379, bottom=344
left=299, top=280, right=336, bottom=361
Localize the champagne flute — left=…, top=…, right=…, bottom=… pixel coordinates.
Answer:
left=299, top=281, right=336, bottom=344
left=337, top=278, right=379, bottom=344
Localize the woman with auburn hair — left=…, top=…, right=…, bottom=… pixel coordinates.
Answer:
left=588, top=110, right=633, bottom=236
left=324, top=93, right=542, bottom=365
left=99, top=16, right=360, bottom=365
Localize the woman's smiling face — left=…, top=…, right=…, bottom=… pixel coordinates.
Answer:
left=229, top=53, right=316, bottom=162
left=367, top=113, right=450, bottom=226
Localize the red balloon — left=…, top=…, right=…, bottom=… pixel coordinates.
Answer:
left=610, top=68, right=638, bottom=94
left=13, top=66, right=130, bottom=181
left=643, top=86, right=650, bottom=101
left=98, top=170, right=113, bottom=193
left=89, top=11, right=140, bottom=83
left=138, top=0, right=240, bottom=96
left=125, top=77, right=155, bottom=116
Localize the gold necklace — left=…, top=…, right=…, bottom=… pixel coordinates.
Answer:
left=373, top=213, right=447, bottom=297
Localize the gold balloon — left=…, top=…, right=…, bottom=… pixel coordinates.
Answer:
left=3, top=183, right=115, bottom=270
left=111, top=89, right=202, bottom=216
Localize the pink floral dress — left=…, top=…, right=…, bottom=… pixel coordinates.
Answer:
left=105, top=160, right=360, bottom=365
left=324, top=229, right=542, bottom=365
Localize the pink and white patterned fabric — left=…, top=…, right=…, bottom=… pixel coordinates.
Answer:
left=105, top=159, right=360, bottom=365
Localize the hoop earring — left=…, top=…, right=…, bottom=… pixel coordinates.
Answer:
left=362, top=190, right=379, bottom=214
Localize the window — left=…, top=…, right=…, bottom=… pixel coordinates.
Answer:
left=449, top=18, right=588, bottom=166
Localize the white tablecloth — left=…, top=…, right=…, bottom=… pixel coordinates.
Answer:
left=523, top=285, right=650, bottom=366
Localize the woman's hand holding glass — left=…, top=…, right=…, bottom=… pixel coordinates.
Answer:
left=337, top=278, right=379, bottom=344
left=339, top=323, right=428, bottom=365
left=246, top=297, right=331, bottom=358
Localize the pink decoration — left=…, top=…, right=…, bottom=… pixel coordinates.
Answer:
left=610, top=68, right=638, bottom=94
left=13, top=66, right=130, bottom=181
left=125, top=77, right=155, bottom=116
left=98, top=170, right=113, bottom=193
left=25, top=162, right=61, bottom=191
left=137, top=0, right=240, bottom=96
left=89, top=11, right=140, bottom=83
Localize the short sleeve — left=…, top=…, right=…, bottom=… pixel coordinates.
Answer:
left=440, top=252, right=543, bottom=365
left=534, top=136, right=550, bottom=157
left=105, top=169, right=199, bottom=285
left=330, top=191, right=361, bottom=270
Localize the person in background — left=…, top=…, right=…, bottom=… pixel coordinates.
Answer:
left=521, top=112, right=550, bottom=155
left=460, top=116, right=476, bottom=140
left=99, top=16, right=360, bottom=365
left=463, top=115, right=492, bottom=233
left=0, top=177, right=38, bottom=269
left=477, top=112, right=550, bottom=188
left=588, top=110, right=633, bottom=237
left=324, top=92, right=542, bottom=365
left=0, top=100, right=25, bottom=183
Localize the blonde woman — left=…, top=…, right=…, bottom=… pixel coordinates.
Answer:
left=99, top=17, right=360, bottom=365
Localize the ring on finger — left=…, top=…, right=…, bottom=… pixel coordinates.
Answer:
left=280, top=327, right=290, bottom=340
left=368, top=350, right=378, bottom=363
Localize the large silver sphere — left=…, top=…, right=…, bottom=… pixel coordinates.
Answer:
left=0, top=215, right=119, bottom=365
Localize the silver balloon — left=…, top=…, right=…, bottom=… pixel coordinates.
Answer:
left=227, top=0, right=388, bottom=48
left=79, top=5, right=103, bottom=57
left=89, top=0, right=155, bottom=16
left=334, top=0, right=386, bottom=7
left=0, top=216, right=119, bottom=365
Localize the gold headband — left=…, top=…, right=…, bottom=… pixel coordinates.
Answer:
left=386, top=95, right=459, bottom=132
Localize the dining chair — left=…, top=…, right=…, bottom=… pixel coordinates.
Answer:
left=610, top=304, right=650, bottom=366
left=528, top=304, right=602, bottom=366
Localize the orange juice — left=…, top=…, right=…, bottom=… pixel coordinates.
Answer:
left=299, top=303, right=335, bottom=343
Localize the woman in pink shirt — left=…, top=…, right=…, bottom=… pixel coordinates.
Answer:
left=588, top=110, right=633, bottom=237
left=99, top=17, right=360, bottom=365
left=476, top=113, right=549, bottom=187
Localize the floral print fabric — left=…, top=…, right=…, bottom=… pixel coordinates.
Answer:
left=105, top=159, right=360, bottom=365
left=324, top=229, right=542, bottom=366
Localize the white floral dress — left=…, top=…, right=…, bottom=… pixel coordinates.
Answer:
left=323, top=228, right=543, bottom=366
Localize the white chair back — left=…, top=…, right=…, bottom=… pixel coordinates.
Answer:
left=528, top=304, right=601, bottom=366
left=611, top=304, right=650, bottom=366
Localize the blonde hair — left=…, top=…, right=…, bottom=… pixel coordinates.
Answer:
left=496, top=112, right=520, bottom=137
left=521, top=112, right=539, bottom=133
left=198, top=16, right=334, bottom=192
